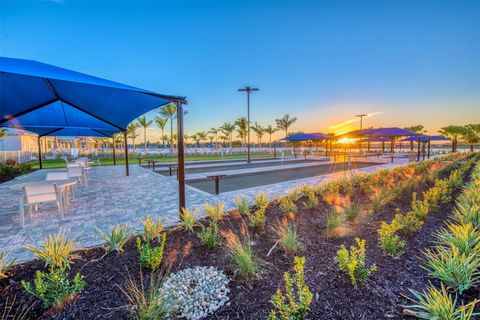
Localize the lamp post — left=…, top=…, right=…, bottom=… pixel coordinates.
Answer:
left=355, top=114, right=367, bottom=130
left=238, top=86, right=259, bottom=163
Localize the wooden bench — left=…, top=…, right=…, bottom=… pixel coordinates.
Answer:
left=206, top=174, right=227, bottom=195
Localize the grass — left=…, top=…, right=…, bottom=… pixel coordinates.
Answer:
left=226, top=233, right=259, bottom=282
left=325, top=210, right=343, bottom=237
left=273, top=220, right=302, bottom=255
left=29, top=153, right=276, bottom=169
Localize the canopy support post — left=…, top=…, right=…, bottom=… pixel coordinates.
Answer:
left=176, top=102, right=186, bottom=212
left=417, top=135, right=421, bottom=161
left=124, top=131, right=129, bottom=176
left=325, top=140, right=328, bottom=156
left=37, top=136, right=43, bottom=169
left=427, top=137, right=431, bottom=159
left=112, top=137, right=116, bottom=165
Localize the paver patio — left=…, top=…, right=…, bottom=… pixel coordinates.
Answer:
left=0, top=160, right=406, bottom=262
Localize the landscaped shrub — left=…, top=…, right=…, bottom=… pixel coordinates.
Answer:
left=26, top=231, right=78, bottom=271
left=0, top=161, right=32, bottom=181
left=325, top=210, right=342, bottom=237
left=0, top=250, right=15, bottom=280
left=392, top=210, right=424, bottom=237
left=435, top=222, right=480, bottom=256
left=247, top=207, right=267, bottom=234
left=254, top=191, right=270, bottom=210
left=142, top=216, right=164, bottom=242
left=423, top=244, right=480, bottom=294
left=98, top=223, right=132, bottom=253
left=344, top=204, right=362, bottom=222
left=235, top=196, right=250, bottom=216
left=405, top=282, right=479, bottom=320
left=21, top=268, right=85, bottom=309
left=198, top=220, right=221, bottom=249
left=121, top=269, right=166, bottom=320
left=137, top=232, right=167, bottom=270
left=411, top=192, right=430, bottom=221
left=335, top=238, right=377, bottom=285
left=179, top=208, right=199, bottom=232
left=423, top=179, right=450, bottom=209
left=226, top=233, right=259, bottom=282
left=279, top=196, right=297, bottom=215
left=204, top=201, right=226, bottom=222
left=303, top=189, right=319, bottom=209
left=454, top=186, right=480, bottom=228
left=286, top=188, right=302, bottom=202
left=273, top=220, right=302, bottom=255
left=378, top=220, right=406, bottom=257
left=268, top=256, right=312, bottom=320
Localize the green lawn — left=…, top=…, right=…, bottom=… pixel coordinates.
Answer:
left=30, top=153, right=276, bottom=169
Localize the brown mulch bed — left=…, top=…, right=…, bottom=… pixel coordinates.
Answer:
left=1, top=163, right=478, bottom=319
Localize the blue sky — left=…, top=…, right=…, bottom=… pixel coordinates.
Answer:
left=1, top=0, right=479, bottom=141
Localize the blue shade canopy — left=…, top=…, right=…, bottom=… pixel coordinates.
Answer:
left=0, top=57, right=186, bottom=135
left=401, top=135, right=450, bottom=142
left=336, top=127, right=418, bottom=139
left=282, top=132, right=331, bottom=141
left=357, top=137, right=391, bottom=143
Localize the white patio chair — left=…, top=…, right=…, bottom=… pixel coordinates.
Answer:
left=20, top=183, right=64, bottom=227
left=68, top=166, right=87, bottom=186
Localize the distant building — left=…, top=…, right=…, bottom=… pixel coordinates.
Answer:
left=0, top=128, right=38, bottom=152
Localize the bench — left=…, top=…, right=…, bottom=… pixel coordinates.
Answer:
left=206, top=174, right=227, bottom=195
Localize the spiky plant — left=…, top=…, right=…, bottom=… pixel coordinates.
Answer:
left=235, top=196, right=250, bottom=216
left=226, top=233, right=259, bottom=282
left=26, top=230, right=77, bottom=271
left=178, top=208, right=199, bottom=233
left=273, top=220, right=303, bottom=255
left=142, top=216, right=164, bottom=243
left=204, top=201, right=226, bottom=222
left=98, top=224, right=132, bottom=253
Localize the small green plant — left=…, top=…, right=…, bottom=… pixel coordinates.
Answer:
left=268, top=256, right=312, bottom=320
left=26, top=231, right=77, bottom=271
left=273, top=220, right=303, bottom=255
left=378, top=220, right=406, bottom=257
left=235, top=196, right=250, bottom=216
left=254, top=192, right=270, bottom=209
left=226, top=233, right=259, bottom=282
left=247, top=207, right=267, bottom=234
left=286, top=188, right=302, bottom=202
left=121, top=269, right=166, bottom=320
left=204, top=201, right=226, bottom=222
left=198, top=220, right=221, bottom=249
left=142, top=216, right=164, bottom=242
left=303, top=190, right=319, bottom=209
left=335, top=238, right=377, bottom=285
left=279, top=197, right=297, bottom=215
left=392, top=210, right=424, bottom=237
left=344, top=204, right=362, bottom=222
left=423, top=244, right=480, bottom=294
left=325, top=210, right=342, bottom=237
left=137, top=233, right=167, bottom=270
left=0, top=250, right=15, bottom=280
left=21, top=268, right=85, bottom=309
left=411, top=192, right=430, bottom=220
left=435, top=222, right=480, bottom=256
left=98, top=223, right=132, bottom=253
left=448, top=169, right=464, bottom=191
left=405, top=282, right=479, bottom=320
left=179, top=208, right=199, bottom=233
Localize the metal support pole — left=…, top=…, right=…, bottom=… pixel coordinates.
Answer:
left=112, top=137, right=116, bottom=165
left=417, top=135, right=421, bottom=161
left=247, top=90, right=251, bottom=163
left=176, top=102, right=186, bottom=212
left=325, top=140, right=328, bottom=156
left=273, top=143, right=277, bottom=158
left=37, top=137, right=43, bottom=169
left=427, top=137, right=431, bottom=159
left=124, top=131, right=129, bottom=176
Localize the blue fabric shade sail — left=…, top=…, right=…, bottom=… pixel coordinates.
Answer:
left=0, top=57, right=186, bottom=135
left=357, top=137, right=391, bottom=143
left=336, top=127, right=418, bottom=139
left=282, top=132, right=331, bottom=141
left=401, top=135, right=450, bottom=142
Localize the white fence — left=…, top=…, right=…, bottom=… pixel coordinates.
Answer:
left=0, top=151, right=34, bottom=164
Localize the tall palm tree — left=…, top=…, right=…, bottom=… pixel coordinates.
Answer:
left=439, top=125, right=467, bottom=153
left=208, top=127, right=219, bottom=148
left=127, top=123, right=139, bottom=152
left=220, top=122, right=236, bottom=149
left=235, top=117, right=248, bottom=146
left=275, top=114, right=297, bottom=137
left=404, top=125, right=426, bottom=151
left=196, top=132, right=207, bottom=147
left=462, top=124, right=480, bottom=152
left=154, top=115, right=168, bottom=146
left=136, top=116, right=152, bottom=155
left=160, top=103, right=177, bottom=153
left=251, top=122, right=266, bottom=146
left=264, top=125, right=277, bottom=147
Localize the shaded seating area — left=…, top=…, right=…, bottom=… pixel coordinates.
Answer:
left=281, top=132, right=333, bottom=157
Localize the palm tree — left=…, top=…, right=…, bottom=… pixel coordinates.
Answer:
left=264, top=125, right=277, bottom=147
left=127, top=123, right=139, bottom=152
left=208, top=127, right=219, bottom=148
left=404, top=125, right=426, bottom=151
left=154, top=115, right=168, bottom=146
left=462, top=124, right=480, bottom=152
left=196, top=132, right=207, bottom=147
left=439, top=125, right=467, bottom=153
left=136, top=116, right=152, bottom=155
left=275, top=114, right=297, bottom=137
left=160, top=103, right=177, bottom=154
left=251, top=122, right=266, bottom=146
left=235, top=117, right=248, bottom=146
left=220, top=122, right=236, bottom=149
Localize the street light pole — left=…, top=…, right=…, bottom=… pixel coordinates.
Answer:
left=355, top=114, right=367, bottom=130
left=238, top=86, right=259, bottom=163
